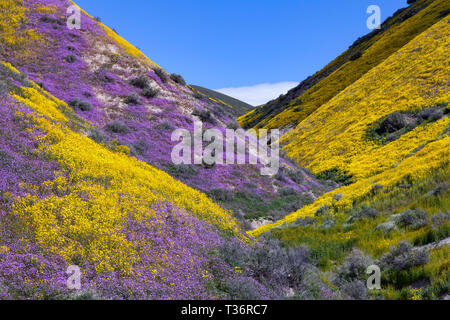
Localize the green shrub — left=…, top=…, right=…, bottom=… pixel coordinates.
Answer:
left=0, top=80, right=8, bottom=96
left=336, top=249, right=373, bottom=281
left=347, top=206, right=379, bottom=223
left=226, top=120, right=240, bottom=130
left=124, top=93, right=140, bottom=105
left=367, top=104, right=448, bottom=144
left=68, top=98, right=92, bottom=111
left=398, top=209, right=429, bottom=230
left=131, top=140, right=148, bottom=156
left=155, top=121, right=174, bottom=131
left=349, top=51, right=362, bottom=61
left=166, top=164, right=199, bottom=179
left=105, top=120, right=129, bottom=134
left=193, top=91, right=204, bottom=100
left=87, top=128, right=105, bottom=143
left=192, top=108, right=216, bottom=124
left=129, top=76, right=149, bottom=89
left=40, top=15, right=62, bottom=24
left=170, top=73, right=186, bottom=85
left=291, top=217, right=314, bottom=227
left=431, top=211, right=450, bottom=228
left=315, top=205, right=330, bottom=217
left=341, top=280, right=367, bottom=299
left=278, top=187, right=297, bottom=196
left=207, top=188, right=234, bottom=202
left=378, top=241, right=429, bottom=272
left=317, top=168, right=354, bottom=186
left=286, top=169, right=305, bottom=184
left=141, top=87, right=158, bottom=98
left=154, top=68, right=167, bottom=83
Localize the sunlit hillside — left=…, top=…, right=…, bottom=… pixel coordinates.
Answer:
left=238, top=0, right=449, bottom=132
left=249, top=5, right=449, bottom=300
left=0, top=0, right=448, bottom=301
left=0, top=0, right=326, bottom=299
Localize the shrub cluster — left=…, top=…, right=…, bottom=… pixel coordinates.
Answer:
left=129, top=76, right=149, bottom=89
left=226, top=120, right=240, bottom=130
left=315, top=205, right=330, bottom=217
left=105, top=120, right=129, bottom=134
left=166, top=164, right=199, bottom=179
left=155, top=121, right=175, bottom=131
left=349, top=51, right=362, bottom=61
left=68, top=98, right=92, bottom=112
left=398, top=209, right=429, bottom=230
left=431, top=211, right=450, bottom=229
left=192, top=108, right=216, bottom=124
left=141, top=87, right=158, bottom=98
left=87, top=128, right=105, bottom=143
left=367, top=104, right=448, bottom=144
left=124, top=93, right=140, bottom=105
left=154, top=68, right=167, bottom=83
left=170, top=73, right=186, bottom=85
left=207, top=188, right=234, bottom=202
left=316, top=167, right=354, bottom=186
left=378, top=241, right=429, bottom=272
left=219, top=236, right=311, bottom=294
left=291, top=217, right=315, bottom=227
left=0, top=80, right=8, bottom=96
left=131, top=140, right=148, bottom=156
left=286, top=169, right=305, bottom=184
left=347, top=206, right=379, bottom=224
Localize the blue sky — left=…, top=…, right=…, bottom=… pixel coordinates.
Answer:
left=75, top=0, right=408, bottom=105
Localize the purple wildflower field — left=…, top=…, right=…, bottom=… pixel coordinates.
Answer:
left=0, top=0, right=339, bottom=300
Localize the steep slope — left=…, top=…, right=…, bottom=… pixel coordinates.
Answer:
left=0, top=61, right=254, bottom=299
left=251, top=4, right=449, bottom=238
left=0, top=0, right=328, bottom=225
left=0, top=0, right=333, bottom=299
left=238, top=0, right=449, bottom=132
left=250, top=12, right=449, bottom=300
left=190, top=85, right=254, bottom=116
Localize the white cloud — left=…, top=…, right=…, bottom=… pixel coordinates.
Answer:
left=215, top=82, right=299, bottom=106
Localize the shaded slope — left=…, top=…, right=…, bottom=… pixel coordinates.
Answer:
left=190, top=85, right=254, bottom=116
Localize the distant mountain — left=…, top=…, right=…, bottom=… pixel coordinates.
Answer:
left=190, top=85, right=254, bottom=116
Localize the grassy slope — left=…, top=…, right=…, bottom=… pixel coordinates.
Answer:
left=190, top=85, right=254, bottom=116
left=251, top=14, right=450, bottom=236
left=250, top=17, right=450, bottom=299
left=238, top=0, right=448, bottom=130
